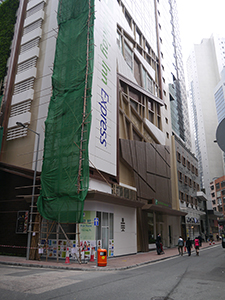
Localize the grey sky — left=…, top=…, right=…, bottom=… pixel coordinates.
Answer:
left=177, top=0, right=225, bottom=61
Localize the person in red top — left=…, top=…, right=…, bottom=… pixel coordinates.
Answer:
left=194, top=237, right=200, bottom=256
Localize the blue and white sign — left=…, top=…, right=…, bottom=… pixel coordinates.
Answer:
left=94, top=217, right=99, bottom=226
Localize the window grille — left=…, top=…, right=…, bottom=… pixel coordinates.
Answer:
left=13, top=78, right=34, bottom=95
left=10, top=100, right=31, bottom=117
left=23, top=19, right=42, bottom=35
left=26, top=1, right=45, bottom=18
left=20, top=38, right=40, bottom=54
left=7, top=126, right=28, bottom=141
left=17, top=57, right=37, bottom=74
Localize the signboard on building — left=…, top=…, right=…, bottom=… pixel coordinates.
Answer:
left=16, top=211, right=28, bottom=234
left=89, top=0, right=117, bottom=176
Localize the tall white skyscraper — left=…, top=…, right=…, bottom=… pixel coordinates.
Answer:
left=187, top=35, right=225, bottom=205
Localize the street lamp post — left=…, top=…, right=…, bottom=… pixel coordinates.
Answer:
left=16, top=122, right=40, bottom=260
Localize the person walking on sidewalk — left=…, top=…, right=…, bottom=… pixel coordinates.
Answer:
left=194, top=237, right=200, bottom=256
left=178, top=236, right=184, bottom=255
left=186, top=237, right=192, bottom=256
left=156, top=233, right=164, bottom=255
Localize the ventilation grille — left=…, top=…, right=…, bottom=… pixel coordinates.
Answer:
left=14, top=78, right=34, bottom=95
left=10, top=100, right=31, bottom=117
left=17, top=57, right=37, bottom=74
left=23, top=19, right=42, bottom=35
left=20, top=37, right=40, bottom=54
left=7, top=126, right=28, bottom=141
left=26, top=1, right=45, bottom=18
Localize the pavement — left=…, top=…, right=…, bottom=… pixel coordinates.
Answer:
left=0, top=241, right=221, bottom=271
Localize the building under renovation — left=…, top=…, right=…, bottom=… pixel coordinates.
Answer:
left=0, top=0, right=187, bottom=261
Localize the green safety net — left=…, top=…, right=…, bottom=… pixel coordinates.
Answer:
left=37, top=0, right=95, bottom=223
left=0, top=96, right=3, bottom=152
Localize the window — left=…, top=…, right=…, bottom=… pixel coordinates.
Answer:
left=189, top=178, right=192, bottom=187
left=180, top=191, right=184, bottom=202
left=221, top=181, right=225, bottom=188
left=212, top=200, right=216, bottom=205
left=142, top=68, right=153, bottom=93
left=194, top=198, right=198, bottom=207
left=195, top=168, right=198, bottom=176
left=136, top=28, right=141, bottom=45
left=185, top=194, right=189, bottom=203
left=187, top=161, right=190, bottom=170
left=191, top=165, right=195, bottom=174
left=216, top=183, right=220, bottom=190
left=178, top=171, right=182, bottom=182
left=184, top=176, right=188, bottom=185
left=182, top=156, right=186, bottom=166
left=124, top=42, right=133, bottom=70
left=177, top=151, right=181, bottom=162
left=222, top=189, right=225, bottom=196
left=211, top=192, right=215, bottom=198
left=117, top=31, right=122, bottom=51
left=125, top=10, right=132, bottom=28
left=210, top=185, right=214, bottom=191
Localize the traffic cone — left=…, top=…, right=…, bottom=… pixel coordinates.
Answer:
left=65, top=247, right=70, bottom=264
left=90, top=247, right=95, bottom=262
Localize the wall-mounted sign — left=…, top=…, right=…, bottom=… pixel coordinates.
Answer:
left=16, top=211, right=29, bottom=234
left=121, top=218, right=125, bottom=232
left=186, top=217, right=199, bottom=224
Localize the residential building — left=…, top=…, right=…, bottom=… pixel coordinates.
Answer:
left=214, top=67, right=225, bottom=173
left=210, top=176, right=225, bottom=216
left=0, top=0, right=187, bottom=259
left=174, top=134, right=207, bottom=240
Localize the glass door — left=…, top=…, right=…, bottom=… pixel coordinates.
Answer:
left=102, top=212, right=108, bottom=252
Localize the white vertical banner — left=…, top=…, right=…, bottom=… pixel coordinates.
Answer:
left=89, top=0, right=117, bottom=176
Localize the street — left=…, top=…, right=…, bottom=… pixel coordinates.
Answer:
left=0, top=245, right=224, bottom=300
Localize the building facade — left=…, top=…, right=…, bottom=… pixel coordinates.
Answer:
left=0, top=0, right=187, bottom=259
left=174, top=134, right=207, bottom=240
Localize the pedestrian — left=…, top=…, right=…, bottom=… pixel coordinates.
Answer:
left=216, top=234, right=219, bottom=241
left=194, top=237, right=200, bottom=256
left=198, top=234, right=202, bottom=247
left=178, top=236, right=184, bottom=255
left=185, top=237, right=192, bottom=256
left=156, top=233, right=164, bottom=255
